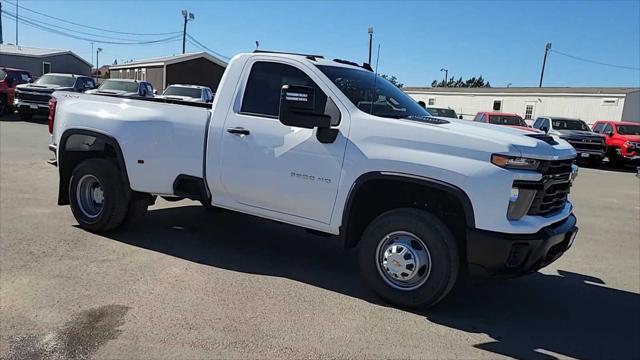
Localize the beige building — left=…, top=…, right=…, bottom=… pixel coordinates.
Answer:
left=404, top=87, right=640, bottom=125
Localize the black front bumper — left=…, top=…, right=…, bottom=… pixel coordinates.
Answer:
left=15, top=101, right=50, bottom=115
left=466, top=214, right=577, bottom=277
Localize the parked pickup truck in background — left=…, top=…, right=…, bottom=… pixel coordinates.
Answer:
left=157, top=84, right=214, bottom=103
left=533, top=117, right=607, bottom=166
left=592, top=120, right=640, bottom=166
left=472, top=111, right=537, bottom=132
left=86, top=79, right=155, bottom=98
left=425, top=106, right=458, bottom=119
left=15, top=73, right=95, bottom=120
left=0, top=67, right=33, bottom=116
left=48, top=51, right=579, bottom=308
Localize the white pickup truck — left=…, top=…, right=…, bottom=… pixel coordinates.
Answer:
left=48, top=51, right=579, bottom=308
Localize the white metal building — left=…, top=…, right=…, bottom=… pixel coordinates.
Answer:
left=404, top=87, right=640, bottom=125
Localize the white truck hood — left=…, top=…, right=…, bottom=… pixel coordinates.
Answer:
left=439, top=118, right=576, bottom=160
left=157, top=95, right=202, bottom=102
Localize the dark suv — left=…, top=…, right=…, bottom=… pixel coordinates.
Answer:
left=14, top=73, right=95, bottom=120
left=533, top=116, right=606, bottom=166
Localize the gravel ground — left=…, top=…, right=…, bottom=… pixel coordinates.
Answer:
left=1, top=115, right=639, bottom=359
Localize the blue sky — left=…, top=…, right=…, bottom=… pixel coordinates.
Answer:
left=2, top=0, right=639, bottom=87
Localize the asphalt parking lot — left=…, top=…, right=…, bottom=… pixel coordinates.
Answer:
left=1, top=114, right=639, bottom=360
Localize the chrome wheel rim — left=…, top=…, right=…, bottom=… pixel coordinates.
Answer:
left=376, top=231, right=432, bottom=291
left=76, top=174, right=104, bottom=218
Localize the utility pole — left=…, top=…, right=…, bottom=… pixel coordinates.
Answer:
left=0, top=0, right=3, bottom=44
left=539, top=42, right=552, bottom=87
left=440, top=68, right=448, bottom=87
left=15, top=0, right=18, bottom=45
left=181, top=10, right=195, bottom=54
left=96, top=48, right=102, bottom=83
left=367, top=27, right=374, bottom=65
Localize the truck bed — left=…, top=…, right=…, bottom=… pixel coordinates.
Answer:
left=52, top=92, right=212, bottom=195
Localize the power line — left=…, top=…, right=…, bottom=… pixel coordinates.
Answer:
left=1, top=10, right=182, bottom=45
left=1, top=8, right=161, bottom=41
left=550, top=49, right=640, bottom=71
left=186, top=33, right=230, bottom=60
left=3, top=0, right=180, bottom=36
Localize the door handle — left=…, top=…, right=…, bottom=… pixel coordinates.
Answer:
left=226, top=127, right=250, bottom=135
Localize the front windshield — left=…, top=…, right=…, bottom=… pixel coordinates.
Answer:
left=36, top=74, right=76, bottom=87
left=616, top=124, right=640, bottom=135
left=99, top=80, right=139, bottom=92
left=317, top=65, right=430, bottom=119
left=552, top=119, right=590, bottom=131
left=489, top=115, right=527, bottom=126
left=163, top=86, right=202, bottom=98
left=426, top=107, right=457, bottom=118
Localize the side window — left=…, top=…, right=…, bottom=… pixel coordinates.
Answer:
left=542, top=119, right=550, bottom=129
left=592, top=123, right=604, bottom=133
left=84, top=78, right=95, bottom=89
left=603, top=123, right=613, bottom=134
left=241, top=61, right=327, bottom=118
left=146, top=83, right=154, bottom=94
left=479, top=114, right=487, bottom=123
left=533, top=118, right=542, bottom=128
left=473, top=113, right=482, bottom=122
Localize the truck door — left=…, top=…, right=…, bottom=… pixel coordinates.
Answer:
left=218, top=59, right=348, bottom=225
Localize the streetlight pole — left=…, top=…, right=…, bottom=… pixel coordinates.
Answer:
left=181, top=10, right=195, bottom=54
left=539, top=42, right=552, bottom=87
left=91, top=42, right=94, bottom=70
left=96, top=48, right=102, bottom=83
left=367, top=27, right=374, bottom=65
left=440, top=68, right=448, bottom=87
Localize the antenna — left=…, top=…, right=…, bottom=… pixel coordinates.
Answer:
left=369, top=44, right=381, bottom=115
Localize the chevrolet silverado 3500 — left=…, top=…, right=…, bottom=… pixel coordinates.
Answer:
left=48, top=51, right=579, bottom=308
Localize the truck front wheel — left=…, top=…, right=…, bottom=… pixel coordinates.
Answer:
left=358, top=208, right=459, bottom=308
left=69, top=159, right=129, bottom=232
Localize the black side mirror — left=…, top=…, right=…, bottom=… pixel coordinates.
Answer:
left=606, top=131, right=614, bottom=137
left=279, top=85, right=330, bottom=129
left=6, top=78, right=15, bottom=87
left=540, top=125, right=549, bottom=133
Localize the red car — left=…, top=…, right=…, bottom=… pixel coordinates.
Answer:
left=0, top=67, right=33, bottom=116
left=592, top=120, right=640, bottom=166
left=472, top=111, right=537, bottom=132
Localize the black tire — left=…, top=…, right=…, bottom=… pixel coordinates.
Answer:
left=18, top=111, right=32, bottom=121
left=0, top=96, right=7, bottom=117
left=608, top=149, right=624, bottom=168
left=69, top=159, right=129, bottom=232
left=358, top=208, right=459, bottom=309
left=588, top=157, right=603, bottom=167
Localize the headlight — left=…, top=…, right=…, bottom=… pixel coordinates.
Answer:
left=624, top=141, right=635, bottom=150
left=491, top=154, right=540, bottom=170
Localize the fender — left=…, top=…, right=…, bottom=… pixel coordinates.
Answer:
left=340, top=171, right=476, bottom=247
left=57, top=129, right=129, bottom=205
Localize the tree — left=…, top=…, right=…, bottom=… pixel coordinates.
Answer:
left=430, top=75, right=491, bottom=88
left=381, top=74, right=404, bottom=88
left=113, top=59, right=118, bottom=65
